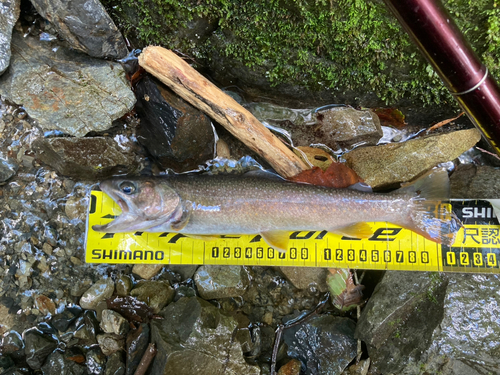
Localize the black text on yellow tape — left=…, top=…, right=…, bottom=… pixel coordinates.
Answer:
left=85, top=191, right=500, bottom=273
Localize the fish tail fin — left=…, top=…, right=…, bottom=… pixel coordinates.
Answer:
left=396, top=168, right=462, bottom=245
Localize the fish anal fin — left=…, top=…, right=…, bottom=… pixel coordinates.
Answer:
left=334, top=222, right=373, bottom=239
left=260, top=230, right=290, bottom=253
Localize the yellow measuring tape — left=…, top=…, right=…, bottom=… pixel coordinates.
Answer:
left=85, top=191, right=500, bottom=273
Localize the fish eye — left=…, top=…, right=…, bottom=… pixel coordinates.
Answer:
left=119, top=181, right=136, bottom=195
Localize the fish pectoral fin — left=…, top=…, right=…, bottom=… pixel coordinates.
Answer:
left=184, top=234, right=220, bottom=241
left=334, top=222, right=373, bottom=239
left=260, top=231, right=290, bottom=253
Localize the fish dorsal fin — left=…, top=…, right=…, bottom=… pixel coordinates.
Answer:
left=185, top=234, right=220, bottom=241
left=395, top=168, right=449, bottom=199
left=334, top=222, right=373, bottom=238
left=260, top=230, right=290, bottom=253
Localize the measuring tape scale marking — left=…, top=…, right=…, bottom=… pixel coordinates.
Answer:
left=85, top=191, right=500, bottom=273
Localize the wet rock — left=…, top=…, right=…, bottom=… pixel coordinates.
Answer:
left=41, top=350, right=86, bottom=375
left=410, top=274, right=500, bottom=375
left=1, top=330, right=24, bottom=359
left=35, top=295, right=56, bottom=315
left=174, top=285, right=197, bottom=302
left=278, top=267, right=329, bottom=292
left=125, top=323, right=149, bottom=375
left=315, top=107, right=383, bottom=149
left=79, top=278, right=115, bottom=310
left=86, top=346, right=106, bottom=375
left=51, top=307, right=81, bottom=332
left=194, top=265, right=249, bottom=300
left=0, top=154, right=18, bottom=183
left=277, top=359, right=302, bottom=375
left=0, top=31, right=135, bottom=137
left=0, top=354, right=15, bottom=373
left=33, top=137, right=138, bottom=179
left=100, top=310, right=129, bottom=336
left=283, top=315, right=356, bottom=375
left=130, top=281, right=174, bottom=314
left=450, top=164, right=500, bottom=198
left=97, top=334, right=124, bottom=356
left=135, top=76, right=215, bottom=172
left=0, top=304, right=16, bottom=336
left=104, top=352, right=125, bottom=375
left=74, top=311, right=100, bottom=346
left=0, top=0, right=20, bottom=75
left=30, top=0, right=127, bottom=59
left=24, top=329, right=58, bottom=369
left=132, top=264, right=163, bottom=280
left=64, top=195, right=88, bottom=221
left=168, top=265, right=198, bottom=281
left=150, top=297, right=259, bottom=375
left=115, top=275, right=132, bottom=297
left=355, top=272, right=448, bottom=374
left=344, top=129, right=481, bottom=189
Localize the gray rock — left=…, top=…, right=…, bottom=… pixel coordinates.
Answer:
left=125, top=323, right=149, bottom=375
left=97, top=333, right=125, bottom=356
left=130, top=281, right=174, bottom=314
left=86, top=346, right=106, bottom=375
left=1, top=330, right=24, bottom=359
left=135, top=76, right=215, bottom=172
left=278, top=267, right=329, bottom=292
left=0, top=0, right=20, bottom=75
left=0, top=354, right=15, bottom=373
left=24, top=329, right=58, bottom=369
left=0, top=153, right=18, bottom=183
left=0, top=30, right=135, bottom=137
left=32, top=137, right=139, bottom=179
left=344, top=129, right=481, bottom=189
left=168, top=265, right=198, bottom=281
left=150, top=297, right=259, bottom=375
left=411, top=274, right=500, bottom=375
left=194, top=265, right=249, bottom=300
left=132, top=264, right=164, bottom=280
left=283, top=315, right=357, bottom=375
left=450, top=164, right=500, bottom=198
left=41, top=350, right=86, bottom=375
left=51, top=307, right=81, bottom=332
left=79, top=278, right=115, bottom=310
left=100, top=310, right=129, bottom=336
left=115, top=275, right=133, bottom=297
left=355, top=272, right=448, bottom=374
left=30, top=0, right=127, bottom=59
left=104, top=352, right=125, bottom=375
left=315, top=107, right=383, bottom=149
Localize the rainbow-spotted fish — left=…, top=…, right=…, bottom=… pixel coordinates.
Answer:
left=92, top=169, right=461, bottom=251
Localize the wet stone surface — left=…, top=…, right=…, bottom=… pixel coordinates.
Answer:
left=0, top=0, right=20, bottom=75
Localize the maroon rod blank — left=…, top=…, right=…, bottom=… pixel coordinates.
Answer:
left=383, top=0, right=500, bottom=154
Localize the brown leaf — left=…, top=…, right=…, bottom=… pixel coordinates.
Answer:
left=373, top=108, right=407, bottom=129
left=106, top=296, right=156, bottom=324
left=327, top=268, right=365, bottom=311
left=67, top=355, right=86, bottom=364
left=293, top=146, right=334, bottom=171
left=289, top=162, right=362, bottom=188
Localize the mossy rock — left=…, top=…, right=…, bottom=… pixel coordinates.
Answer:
left=102, top=0, right=500, bottom=107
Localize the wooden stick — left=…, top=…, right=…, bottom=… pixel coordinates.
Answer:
left=138, top=47, right=308, bottom=178
left=133, top=343, right=157, bottom=375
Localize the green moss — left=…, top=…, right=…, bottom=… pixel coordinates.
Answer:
left=102, top=0, right=500, bottom=105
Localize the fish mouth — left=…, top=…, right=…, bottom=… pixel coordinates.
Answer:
left=92, top=181, right=136, bottom=232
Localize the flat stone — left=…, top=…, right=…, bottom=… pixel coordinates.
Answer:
left=33, top=137, right=139, bottom=179
left=132, top=264, right=164, bottom=280
left=24, top=329, right=58, bottom=370
left=30, top=0, right=127, bottom=59
left=135, top=76, right=215, bottom=172
left=344, top=129, right=481, bottom=189
left=150, top=297, right=259, bottom=375
left=283, top=315, right=356, bottom=375
left=355, top=272, right=448, bottom=374
left=97, top=334, right=125, bottom=356
left=450, top=164, right=500, bottom=198
left=79, top=278, right=115, bottom=310
left=315, top=106, right=383, bottom=149
left=130, top=281, right=174, bottom=314
left=0, top=0, right=20, bottom=75
left=100, top=309, right=129, bottom=336
left=0, top=153, right=18, bottom=183
left=194, top=265, right=249, bottom=300
left=278, top=267, right=329, bottom=292
left=0, top=30, right=135, bottom=137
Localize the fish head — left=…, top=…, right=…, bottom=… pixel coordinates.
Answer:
left=92, top=178, right=181, bottom=233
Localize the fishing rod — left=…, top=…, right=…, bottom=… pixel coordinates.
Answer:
left=383, top=0, right=500, bottom=155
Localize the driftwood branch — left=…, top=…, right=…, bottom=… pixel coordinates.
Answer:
left=138, top=46, right=308, bottom=178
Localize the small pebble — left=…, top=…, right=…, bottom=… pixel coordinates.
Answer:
left=80, top=278, right=115, bottom=310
